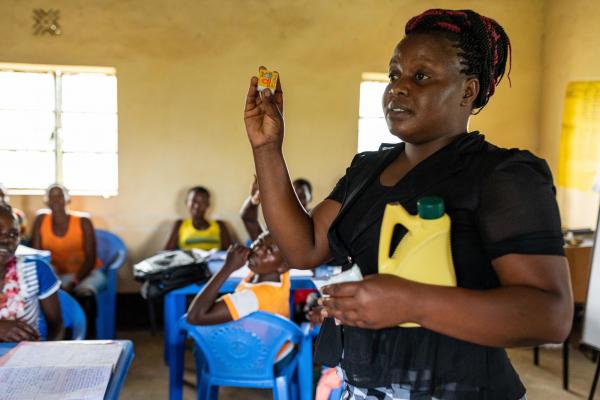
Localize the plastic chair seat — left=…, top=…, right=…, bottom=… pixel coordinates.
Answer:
left=178, top=312, right=312, bottom=400
left=58, top=289, right=87, bottom=340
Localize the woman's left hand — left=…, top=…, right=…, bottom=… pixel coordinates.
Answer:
left=320, top=274, right=416, bottom=329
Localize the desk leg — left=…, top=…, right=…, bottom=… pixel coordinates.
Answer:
left=563, top=339, right=570, bottom=391
left=164, top=293, right=187, bottom=365
left=589, top=357, right=600, bottom=400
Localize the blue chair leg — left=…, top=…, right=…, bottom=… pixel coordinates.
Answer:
left=164, top=292, right=187, bottom=365
left=291, top=377, right=299, bottom=400
left=273, top=376, right=291, bottom=400
left=202, top=383, right=218, bottom=400
left=95, top=269, right=115, bottom=339
left=168, top=329, right=186, bottom=400
left=298, top=336, right=313, bottom=400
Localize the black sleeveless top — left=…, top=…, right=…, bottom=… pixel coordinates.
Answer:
left=322, top=132, right=564, bottom=399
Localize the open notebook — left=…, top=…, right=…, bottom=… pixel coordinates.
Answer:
left=0, top=341, right=123, bottom=400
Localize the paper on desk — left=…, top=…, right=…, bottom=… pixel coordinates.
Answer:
left=0, top=341, right=123, bottom=372
left=0, top=365, right=111, bottom=400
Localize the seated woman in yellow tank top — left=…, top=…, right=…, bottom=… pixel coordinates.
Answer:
left=165, top=186, right=233, bottom=251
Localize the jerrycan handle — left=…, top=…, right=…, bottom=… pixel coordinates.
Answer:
left=378, top=203, right=420, bottom=268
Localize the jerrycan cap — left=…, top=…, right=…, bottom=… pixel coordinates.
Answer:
left=417, top=197, right=445, bottom=219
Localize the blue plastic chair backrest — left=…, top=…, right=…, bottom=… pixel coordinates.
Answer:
left=180, top=312, right=302, bottom=381
left=95, top=229, right=127, bottom=270
left=58, top=290, right=87, bottom=340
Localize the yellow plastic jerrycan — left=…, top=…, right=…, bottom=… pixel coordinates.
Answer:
left=378, top=196, right=457, bottom=327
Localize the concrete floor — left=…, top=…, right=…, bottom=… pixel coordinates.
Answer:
left=118, top=329, right=599, bottom=399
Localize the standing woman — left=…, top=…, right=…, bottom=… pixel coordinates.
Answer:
left=243, top=9, right=573, bottom=399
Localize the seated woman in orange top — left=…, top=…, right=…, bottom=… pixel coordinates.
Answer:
left=30, top=184, right=104, bottom=338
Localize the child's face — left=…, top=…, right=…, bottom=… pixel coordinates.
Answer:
left=0, top=213, right=19, bottom=266
left=247, top=234, right=284, bottom=274
left=187, top=192, right=209, bottom=219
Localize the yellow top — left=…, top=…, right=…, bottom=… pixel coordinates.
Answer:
left=177, top=218, right=221, bottom=251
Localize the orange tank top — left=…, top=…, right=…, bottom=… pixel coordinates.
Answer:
left=39, top=213, right=101, bottom=274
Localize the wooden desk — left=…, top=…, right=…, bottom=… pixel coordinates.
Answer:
left=565, top=244, right=593, bottom=303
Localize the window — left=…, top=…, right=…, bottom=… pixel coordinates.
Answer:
left=357, top=73, right=401, bottom=153
left=0, top=63, right=118, bottom=196
left=557, top=81, right=600, bottom=228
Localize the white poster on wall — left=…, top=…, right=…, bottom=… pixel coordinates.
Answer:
left=582, top=174, right=600, bottom=350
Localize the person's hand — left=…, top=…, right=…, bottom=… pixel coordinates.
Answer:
left=0, top=320, right=39, bottom=342
left=320, top=274, right=417, bottom=329
left=223, top=243, right=250, bottom=272
left=307, top=305, right=324, bottom=327
left=249, top=175, right=260, bottom=205
left=244, top=67, right=284, bottom=151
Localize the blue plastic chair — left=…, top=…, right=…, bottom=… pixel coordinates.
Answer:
left=178, top=312, right=313, bottom=400
left=95, top=229, right=127, bottom=339
left=58, top=289, right=87, bottom=340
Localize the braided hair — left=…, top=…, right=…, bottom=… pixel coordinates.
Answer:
left=405, top=9, right=511, bottom=112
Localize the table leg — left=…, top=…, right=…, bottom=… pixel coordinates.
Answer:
left=563, top=339, right=570, bottom=391
left=589, top=357, right=600, bottom=400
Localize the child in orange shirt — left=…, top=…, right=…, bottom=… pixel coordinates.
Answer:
left=186, top=232, right=292, bottom=360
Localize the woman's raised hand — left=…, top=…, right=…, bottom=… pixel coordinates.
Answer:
left=244, top=68, right=284, bottom=150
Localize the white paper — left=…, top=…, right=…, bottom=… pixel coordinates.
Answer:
left=311, top=265, right=363, bottom=295
left=0, top=365, right=111, bottom=400
left=2, top=341, right=123, bottom=372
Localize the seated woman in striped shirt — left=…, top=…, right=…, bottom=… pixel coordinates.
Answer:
left=0, top=204, right=64, bottom=342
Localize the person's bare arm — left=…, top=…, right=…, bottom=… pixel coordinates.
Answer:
left=186, top=245, right=248, bottom=325
left=217, top=220, right=233, bottom=250
left=30, top=214, right=44, bottom=249
left=240, top=198, right=263, bottom=241
left=244, top=72, right=340, bottom=268
left=240, top=177, right=264, bottom=241
left=40, top=292, right=65, bottom=340
left=165, top=220, right=183, bottom=250
left=322, top=254, right=573, bottom=347
left=78, top=217, right=97, bottom=282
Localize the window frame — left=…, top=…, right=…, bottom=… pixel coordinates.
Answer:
left=0, top=62, right=118, bottom=197
left=357, top=72, right=401, bottom=153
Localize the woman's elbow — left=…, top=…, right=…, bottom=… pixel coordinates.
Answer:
left=543, top=292, right=574, bottom=343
